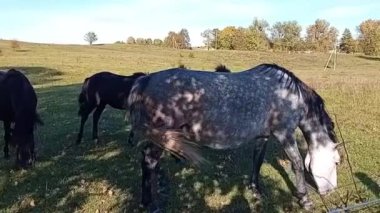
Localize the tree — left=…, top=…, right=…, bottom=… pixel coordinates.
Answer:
left=153, top=39, right=163, bottom=46
left=84, top=32, right=98, bottom=45
left=145, top=38, right=153, bottom=45
left=339, top=29, right=356, bottom=53
left=136, top=38, right=145, bottom=45
left=211, top=28, right=220, bottom=49
left=127, top=36, right=136, bottom=44
left=179, top=28, right=191, bottom=49
left=270, top=21, right=302, bottom=51
left=218, top=26, right=239, bottom=50
left=245, top=18, right=270, bottom=50
left=164, top=29, right=191, bottom=49
left=358, top=19, right=380, bottom=55
left=305, top=19, right=338, bottom=51
left=201, top=29, right=213, bottom=50
left=164, top=31, right=179, bottom=48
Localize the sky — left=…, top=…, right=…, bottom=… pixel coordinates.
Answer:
left=1, top=0, right=379, bottom=46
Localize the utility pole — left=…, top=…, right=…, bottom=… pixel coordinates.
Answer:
left=324, top=43, right=338, bottom=71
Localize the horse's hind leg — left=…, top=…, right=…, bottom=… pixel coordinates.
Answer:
left=3, top=121, right=11, bottom=159
left=250, top=138, right=268, bottom=198
left=141, top=143, right=163, bottom=211
left=127, top=130, right=134, bottom=146
left=92, top=103, right=106, bottom=144
left=272, top=130, right=313, bottom=210
left=76, top=105, right=95, bottom=144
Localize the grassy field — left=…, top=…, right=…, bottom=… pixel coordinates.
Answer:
left=0, top=40, right=379, bottom=212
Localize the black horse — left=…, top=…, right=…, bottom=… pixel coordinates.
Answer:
left=0, top=69, right=43, bottom=168
left=76, top=71, right=146, bottom=144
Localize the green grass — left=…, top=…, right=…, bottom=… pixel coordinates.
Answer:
left=0, top=40, right=379, bottom=212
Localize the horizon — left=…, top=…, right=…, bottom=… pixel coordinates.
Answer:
left=1, top=0, right=379, bottom=46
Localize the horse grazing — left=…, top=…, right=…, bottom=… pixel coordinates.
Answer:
left=76, top=71, right=146, bottom=144
left=128, top=64, right=340, bottom=210
left=0, top=69, right=43, bottom=168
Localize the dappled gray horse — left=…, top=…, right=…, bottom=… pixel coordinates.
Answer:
left=128, top=64, right=340, bottom=210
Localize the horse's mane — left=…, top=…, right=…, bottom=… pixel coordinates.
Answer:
left=215, top=64, right=231, bottom=73
left=254, top=64, right=337, bottom=143
left=130, top=72, right=147, bottom=78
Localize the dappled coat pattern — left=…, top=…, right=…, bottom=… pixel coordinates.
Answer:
left=128, top=64, right=340, bottom=211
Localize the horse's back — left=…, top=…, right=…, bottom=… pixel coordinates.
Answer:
left=0, top=69, right=37, bottom=122
left=130, top=66, right=303, bottom=147
left=83, top=71, right=145, bottom=109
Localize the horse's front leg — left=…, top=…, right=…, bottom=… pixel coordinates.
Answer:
left=141, top=143, right=163, bottom=211
left=273, top=131, right=313, bottom=210
left=92, top=104, right=106, bottom=144
left=249, top=138, right=268, bottom=198
left=3, top=121, right=11, bottom=159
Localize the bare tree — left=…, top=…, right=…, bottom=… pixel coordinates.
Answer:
left=127, top=36, right=136, bottom=44
left=201, top=29, right=213, bottom=50
left=84, top=32, right=98, bottom=45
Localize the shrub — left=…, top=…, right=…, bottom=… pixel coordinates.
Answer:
left=11, top=40, right=20, bottom=50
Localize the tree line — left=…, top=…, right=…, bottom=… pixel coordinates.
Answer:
left=120, top=18, right=380, bottom=55
left=123, top=28, right=191, bottom=49
left=201, top=18, right=380, bottom=55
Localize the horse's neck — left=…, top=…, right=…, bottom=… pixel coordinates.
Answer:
left=299, top=117, right=330, bottom=148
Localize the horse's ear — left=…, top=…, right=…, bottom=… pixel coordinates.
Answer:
left=8, top=68, right=17, bottom=72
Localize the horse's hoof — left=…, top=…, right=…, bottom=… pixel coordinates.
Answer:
left=93, top=138, right=99, bottom=144
left=249, top=184, right=263, bottom=200
left=149, top=205, right=162, bottom=213
left=299, top=196, right=314, bottom=211
left=140, top=199, right=151, bottom=208
left=252, top=191, right=262, bottom=200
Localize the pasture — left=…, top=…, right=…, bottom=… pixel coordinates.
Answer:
left=0, top=40, right=379, bottom=212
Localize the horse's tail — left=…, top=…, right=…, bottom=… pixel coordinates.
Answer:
left=35, top=113, right=44, bottom=125
left=145, top=128, right=206, bottom=166
left=128, top=75, right=206, bottom=166
left=78, top=77, right=90, bottom=116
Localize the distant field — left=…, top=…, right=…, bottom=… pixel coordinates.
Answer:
left=0, top=40, right=379, bottom=212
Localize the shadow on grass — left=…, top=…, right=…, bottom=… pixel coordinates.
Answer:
left=15, top=49, right=31, bottom=53
left=0, top=66, right=64, bottom=85
left=355, top=172, right=380, bottom=198
left=0, top=83, right=305, bottom=213
left=356, top=55, right=380, bottom=61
